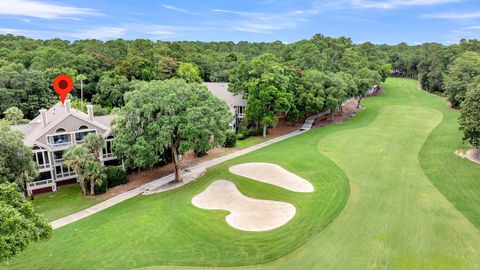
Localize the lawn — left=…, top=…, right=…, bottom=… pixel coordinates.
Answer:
left=32, top=184, right=104, bottom=222
left=235, top=136, right=269, bottom=149
left=32, top=137, right=271, bottom=222
left=3, top=78, right=480, bottom=270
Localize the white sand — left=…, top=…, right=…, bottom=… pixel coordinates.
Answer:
left=229, top=162, right=314, bottom=192
left=456, top=148, right=480, bottom=165
left=192, top=180, right=296, bottom=231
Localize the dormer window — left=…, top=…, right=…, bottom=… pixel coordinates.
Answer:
left=79, top=125, right=89, bottom=130
left=55, top=128, right=66, bottom=133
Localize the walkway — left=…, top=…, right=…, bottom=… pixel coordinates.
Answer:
left=50, top=129, right=304, bottom=229
left=300, top=110, right=330, bottom=131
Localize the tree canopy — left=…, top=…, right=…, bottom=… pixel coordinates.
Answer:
left=443, top=51, right=480, bottom=108
left=112, top=79, right=231, bottom=182
left=459, top=83, right=480, bottom=148
left=3, top=106, right=23, bottom=125
left=0, top=122, right=38, bottom=188
left=230, top=53, right=294, bottom=136
left=0, top=182, right=51, bottom=262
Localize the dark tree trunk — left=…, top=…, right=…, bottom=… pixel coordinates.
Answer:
left=171, top=142, right=182, bottom=183
left=80, top=178, right=87, bottom=195
left=357, top=96, right=363, bottom=108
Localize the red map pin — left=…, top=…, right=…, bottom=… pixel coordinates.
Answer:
left=53, top=74, right=74, bottom=104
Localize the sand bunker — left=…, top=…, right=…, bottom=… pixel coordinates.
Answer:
left=456, top=148, right=480, bottom=165
left=229, top=162, right=314, bottom=192
left=192, top=180, right=296, bottom=231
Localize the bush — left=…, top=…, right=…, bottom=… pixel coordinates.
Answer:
left=194, top=141, right=210, bottom=157
left=105, top=166, right=127, bottom=188
left=237, top=131, right=247, bottom=140
left=85, top=179, right=108, bottom=195
left=224, top=130, right=237, bottom=147
left=194, top=149, right=208, bottom=157
left=248, top=128, right=263, bottom=136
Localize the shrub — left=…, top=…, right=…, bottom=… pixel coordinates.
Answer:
left=194, top=149, right=208, bottom=157
left=248, top=128, right=263, bottom=136
left=194, top=141, right=210, bottom=157
left=237, top=132, right=247, bottom=140
left=224, top=130, right=237, bottom=147
left=85, top=179, right=108, bottom=195
left=105, top=166, right=127, bottom=188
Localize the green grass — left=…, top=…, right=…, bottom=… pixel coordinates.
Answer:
left=32, top=135, right=275, bottom=222
left=235, top=136, right=269, bottom=149
left=3, top=78, right=480, bottom=270
left=32, top=184, right=104, bottom=222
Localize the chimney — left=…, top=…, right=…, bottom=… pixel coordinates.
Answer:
left=87, top=105, right=94, bottom=121
left=65, top=99, right=71, bottom=114
left=39, top=109, right=47, bottom=127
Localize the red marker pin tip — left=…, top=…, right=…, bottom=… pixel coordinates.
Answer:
left=52, top=74, right=74, bottom=104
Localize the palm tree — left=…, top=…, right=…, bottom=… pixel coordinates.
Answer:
left=76, top=74, right=87, bottom=105
left=83, top=161, right=106, bottom=196
left=63, top=145, right=93, bottom=195
left=84, top=133, right=105, bottom=161
left=3, top=107, right=24, bottom=125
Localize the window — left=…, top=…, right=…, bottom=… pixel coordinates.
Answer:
left=235, top=106, right=245, bottom=115
left=51, top=134, right=71, bottom=145
left=55, top=128, right=66, bottom=133
left=102, top=139, right=114, bottom=159
left=75, top=129, right=95, bottom=142
left=36, top=152, right=44, bottom=164
left=55, top=166, right=76, bottom=179
left=79, top=125, right=89, bottom=130
left=104, top=159, right=121, bottom=167
left=53, top=151, right=64, bottom=162
left=35, top=171, right=52, bottom=181
left=33, top=151, right=50, bottom=169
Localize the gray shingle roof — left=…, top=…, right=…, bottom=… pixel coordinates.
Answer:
left=204, top=82, right=246, bottom=109
left=11, top=102, right=115, bottom=147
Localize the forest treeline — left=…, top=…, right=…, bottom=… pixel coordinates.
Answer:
left=0, top=33, right=479, bottom=120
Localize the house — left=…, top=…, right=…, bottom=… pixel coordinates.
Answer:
left=11, top=100, right=120, bottom=196
left=10, top=83, right=244, bottom=196
left=204, top=82, right=247, bottom=131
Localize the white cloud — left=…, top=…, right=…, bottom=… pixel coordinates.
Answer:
left=69, top=27, right=127, bottom=40
left=0, top=0, right=102, bottom=19
left=462, top=25, right=480, bottom=29
left=421, top=11, right=480, bottom=20
left=0, top=28, right=25, bottom=35
left=161, top=4, right=190, bottom=14
left=446, top=27, right=480, bottom=44
left=0, top=26, right=125, bottom=40
left=212, top=9, right=319, bottom=34
left=345, top=0, right=460, bottom=9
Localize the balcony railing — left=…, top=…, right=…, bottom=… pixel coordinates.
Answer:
left=47, top=129, right=97, bottom=148
left=28, top=179, right=54, bottom=188
left=102, top=153, right=115, bottom=160
left=48, top=140, right=72, bottom=149
left=27, top=179, right=56, bottom=196
left=37, top=163, right=51, bottom=170
left=56, top=170, right=76, bottom=180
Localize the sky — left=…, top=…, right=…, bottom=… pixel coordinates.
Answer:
left=0, top=0, right=479, bottom=45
